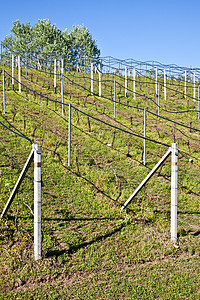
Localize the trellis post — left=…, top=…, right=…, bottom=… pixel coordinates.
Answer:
left=158, top=83, right=160, bottom=116
left=198, top=86, right=199, bottom=120
left=184, top=70, right=187, bottom=98
left=143, top=108, right=146, bottom=165
left=125, top=66, right=127, bottom=97
left=164, top=69, right=166, bottom=100
left=68, top=104, right=71, bottom=167
left=91, top=62, right=93, bottom=95
left=193, top=72, right=196, bottom=100
left=171, top=143, right=178, bottom=243
left=155, top=67, right=158, bottom=96
left=3, top=69, right=5, bottom=114
left=54, top=58, right=57, bottom=94
left=114, top=79, right=116, bottom=118
left=33, top=144, right=42, bottom=260
left=18, top=55, right=21, bottom=93
left=133, top=68, right=136, bottom=100
left=12, top=54, right=14, bottom=90
left=98, top=63, right=101, bottom=97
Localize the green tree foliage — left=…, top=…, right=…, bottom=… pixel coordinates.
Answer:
left=2, top=19, right=100, bottom=63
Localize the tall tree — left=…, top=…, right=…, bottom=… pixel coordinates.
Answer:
left=2, top=19, right=100, bottom=64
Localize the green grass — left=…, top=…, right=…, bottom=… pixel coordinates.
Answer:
left=0, top=65, right=199, bottom=299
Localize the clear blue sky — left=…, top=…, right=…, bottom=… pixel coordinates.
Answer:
left=1, top=0, right=200, bottom=68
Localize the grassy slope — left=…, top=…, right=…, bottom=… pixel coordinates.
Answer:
left=0, top=66, right=199, bottom=299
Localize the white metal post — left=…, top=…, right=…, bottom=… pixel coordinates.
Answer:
left=61, top=59, right=64, bottom=80
left=18, top=55, right=21, bottom=93
left=143, top=108, right=146, bottom=166
left=185, top=70, right=187, bottom=99
left=58, top=60, right=60, bottom=79
left=198, top=86, right=199, bottom=120
left=171, top=143, right=178, bottom=243
left=33, top=144, right=42, bottom=260
left=193, top=72, right=196, bottom=100
left=98, top=63, right=101, bottom=97
left=91, top=62, right=93, bottom=94
left=125, top=66, right=127, bottom=97
left=164, top=69, right=166, bottom=100
left=114, top=79, right=116, bottom=118
left=3, top=69, right=5, bottom=114
left=54, top=59, right=57, bottom=94
left=26, top=52, right=28, bottom=79
left=133, top=68, right=136, bottom=100
left=12, top=54, right=14, bottom=90
left=158, top=83, right=160, bottom=116
left=68, top=104, right=71, bottom=167
left=155, top=67, right=158, bottom=96
left=61, top=73, right=64, bottom=115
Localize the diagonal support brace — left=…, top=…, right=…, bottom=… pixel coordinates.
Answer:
left=121, top=147, right=172, bottom=210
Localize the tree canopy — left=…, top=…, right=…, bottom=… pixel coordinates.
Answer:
left=2, top=19, right=100, bottom=63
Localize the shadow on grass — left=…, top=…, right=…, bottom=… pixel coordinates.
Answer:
left=46, top=223, right=126, bottom=258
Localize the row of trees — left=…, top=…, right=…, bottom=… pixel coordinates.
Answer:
left=2, top=19, right=100, bottom=65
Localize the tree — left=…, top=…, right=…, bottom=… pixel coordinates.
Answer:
left=2, top=19, right=100, bottom=65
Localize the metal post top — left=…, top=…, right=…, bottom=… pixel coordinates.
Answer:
left=32, top=144, right=42, bottom=153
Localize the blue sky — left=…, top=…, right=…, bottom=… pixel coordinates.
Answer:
left=1, top=0, right=200, bottom=68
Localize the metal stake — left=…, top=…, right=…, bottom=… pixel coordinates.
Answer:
left=171, top=143, right=178, bottom=243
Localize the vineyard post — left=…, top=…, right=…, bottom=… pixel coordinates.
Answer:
left=58, top=59, right=60, bottom=80
left=33, top=144, right=42, bottom=260
left=185, top=70, right=187, bottom=98
left=0, top=42, right=2, bottom=67
left=68, top=104, right=71, bottom=167
left=11, top=54, right=14, bottom=90
left=3, top=69, right=5, bottom=114
left=54, top=58, right=56, bottom=94
left=198, top=86, right=199, bottom=120
left=193, top=72, right=196, bottom=100
left=91, top=62, right=93, bottom=95
left=26, top=52, right=28, bottom=79
left=171, top=143, right=178, bottom=243
left=114, top=79, right=116, bottom=118
left=98, top=63, right=101, bottom=97
left=164, top=69, right=166, bottom=100
left=125, top=66, right=127, bottom=97
left=133, top=68, right=136, bottom=100
left=18, top=55, right=21, bottom=93
left=143, top=108, right=146, bottom=166
left=158, top=83, right=160, bottom=116
left=61, top=72, right=64, bottom=115
left=155, top=67, right=158, bottom=96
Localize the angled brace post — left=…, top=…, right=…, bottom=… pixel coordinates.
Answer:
left=1, top=148, right=34, bottom=218
left=121, top=147, right=172, bottom=210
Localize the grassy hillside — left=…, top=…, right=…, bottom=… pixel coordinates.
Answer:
left=0, top=63, right=199, bottom=299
